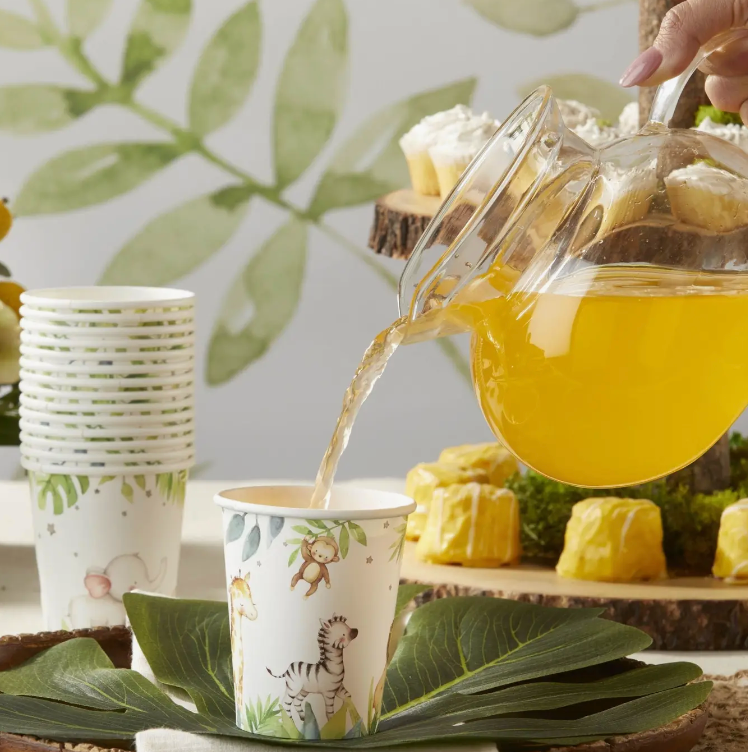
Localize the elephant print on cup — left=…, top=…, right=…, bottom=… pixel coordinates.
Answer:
left=267, top=613, right=357, bottom=727
left=290, top=536, right=340, bottom=598
left=228, top=572, right=258, bottom=710
left=66, top=554, right=168, bottom=629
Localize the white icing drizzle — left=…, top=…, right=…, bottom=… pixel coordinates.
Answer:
left=399, top=105, right=474, bottom=154
left=429, top=113, right=500, bottom=164
left=665, top=161, right=748, bottom=196
left=696, top=117, right=748, bottom=150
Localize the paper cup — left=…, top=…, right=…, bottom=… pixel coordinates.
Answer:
left=21, top=286, right=195, bottom=310
left=19, top=307, right=194, bottom=325
left=19, top=357, right=194, bottom=378
left=20, top=418, right=194, bottom=439
left=19, top=405, right=193, bottom=425
left=29, top=468, right=188, bottom=630
left=20, top=382, right=194, bottom=402
left=19, top=371, right=194, bottom=389
left=20, top=330, right=195, bottom=351
left=214, top=485, right=415, bottom=739
left=20, top=345, right=195, bottom=363
left=20, top=319, right=195, bottom=337
left=20, top=432, right=195, bottom=452
left=20, top=396, right=194, bottom=416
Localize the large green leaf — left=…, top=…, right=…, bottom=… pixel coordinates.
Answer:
left=206, top=217, right=306, bottom=385
left=0, top=85, right=99, bottom=134
left=122, top=0, right=192, bottom=88
left=13, top=143, right=181, bottom=216
left=100, top=185, right=253, bottom=285
left=0, top=10, right=46, bottom=49
left=189, top=2, right=261, bottom=137
left=67, top=0, right=113, bottom=38
left=394, top=583, right=431, bottom=619
left=124, top=593, right=234, bottom=721
left=308, top=78, right=477, bottom=217
left=273, top=0, right=347, bottom=188
left=381, top=596, right=650, bottom=717
left=518, top=73, right=634, bottom=122
left=464, top=0, right=579, bottom=36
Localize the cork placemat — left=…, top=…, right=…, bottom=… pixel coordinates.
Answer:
left=695, top=670, right=748, bottom=751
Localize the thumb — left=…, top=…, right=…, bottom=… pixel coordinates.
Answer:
left=621, top=0, right=747, bottom=87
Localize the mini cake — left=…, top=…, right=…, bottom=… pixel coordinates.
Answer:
left=696, top=116, right=748, bottom=151
left=665, top=162, right=748, bottom=232
left=428, top=112, right=500, bottom=198
left=399, top=105, right=473, bottom=196
left=556, top=497, right=667, bottom=582
left=618, top=101, right=640, bottom=135
left=416, top=482, right=520, bottom=567
left=558, top=99, right=601, bottom=129
left=713, top=499, right=748, bottom=583
left=572, top=119, right=623, bottom=148
left=404, top=462, right=489, bottom=541
left=438, top=442, right=518, bottom=487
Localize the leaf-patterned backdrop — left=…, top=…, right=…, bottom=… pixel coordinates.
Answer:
left=0, top=0, right=636, bottom=480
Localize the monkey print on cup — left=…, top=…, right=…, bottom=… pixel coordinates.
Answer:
left=286, top=520, right=368, bottom=599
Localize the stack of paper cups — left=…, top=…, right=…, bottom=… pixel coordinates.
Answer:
left=18, top=286, right=195, bottom=631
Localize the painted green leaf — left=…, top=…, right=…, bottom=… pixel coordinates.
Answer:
left=348, top=521, right=366, bottom=545
left=0, top=86, right=99, bottom=134
left=189, top=2, right=261, bottom=137
left=100, top=185, right=253, bottom=285
left=134, top=475, right=146, bottom=490
left=292, top=525, right=312, bottom=535
left=76, top=476, right=90, bottom=494
left=288, top=547, right=299, bottom=566
left=338, top=524, right=349, bottom=559
left=517, top=73, right=634, bottom=122
left=242, top=524, right=261, bottom=561
left=121, top=482, right=134, bottom=503
left=273, top=0, right=347, bottom=188
left=381, top=597, right=650, bottom=717
left=308, top=78, right=477, bottom=217
left=225, top=513, right=245, bottom=543
left=464, top=0, right=579, bottom=36
left=206, top=218, right=306, bottom=385
left=307, top=519, right=328, bottom=530
left=302, top=701, right=321, bottom=740
left=268, top=516, right=284, bottom=543
left=67, top=0, right=114, bottom=38
left=393, top=583, right=430, bottom=619
left=123, top=593, right=235, bottom=721
left=14, top=143, right=181, bottom=217
left=0, top=11, right=46, bottom=49
left=122, top=0, right=192, bottom=88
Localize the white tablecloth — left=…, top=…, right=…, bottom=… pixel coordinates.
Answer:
left=1, top=478, right=746, bottom=676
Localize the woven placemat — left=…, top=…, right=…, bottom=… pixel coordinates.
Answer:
left=695, top=670, right=748, bottom=751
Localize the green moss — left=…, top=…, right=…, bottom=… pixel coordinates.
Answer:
left=694, top=105, right=743, bottom=127
left=507, top=433, right=748, bottom=574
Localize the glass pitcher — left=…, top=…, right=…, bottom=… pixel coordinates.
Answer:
left=399, top=30, right=748, bottom=488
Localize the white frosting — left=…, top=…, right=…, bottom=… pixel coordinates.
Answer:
left=428, top=112, right=500, bottom=164
left=399, top=104, right=474, bottom=154
left=618, top=102, right=639, bottom=134
left=558, top=99, right=600, bottom=129
left=695, top=116, right=748, bottom=151
left=572, top=119, right=623, bottom=148
left=665, top=161, right=745, bottom=196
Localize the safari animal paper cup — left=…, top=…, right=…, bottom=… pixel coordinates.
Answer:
left=214, top=485, right=415, bottom=740
left=30, top=469, right=188, bottom=630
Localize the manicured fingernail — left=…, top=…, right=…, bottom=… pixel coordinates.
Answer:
left=619, top=47, right=663, bottom=87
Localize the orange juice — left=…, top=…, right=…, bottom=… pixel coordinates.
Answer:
left=469, top=265, right=748, bottom=487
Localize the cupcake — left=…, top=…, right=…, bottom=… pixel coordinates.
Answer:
left=428, top=112, right=500, bottom=198
left=695, top=116, right=748, bottom=152
left=665, top=161, right=748, bottom=232
left=416, top=482, right=521, bottom=567
left=399, top=105, right=473, bottom=196
left=404, top=462, right=489, bottom=541
left=438, top=442, right=518, bottom=487
left=557, top=497, right=667, bottom=582
left=557, top=99, right=600, bottom=129
left=618, top=101, right=640, bottom=135
left=713, top=499, right=748, bottom=583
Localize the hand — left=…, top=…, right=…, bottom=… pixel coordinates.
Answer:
left=620, top=0, right=748, bottom=123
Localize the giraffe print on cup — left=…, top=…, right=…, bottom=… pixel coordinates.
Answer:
left=266, top=613, right=357, bottom=728
left=228, top=572, right=257, bottom=714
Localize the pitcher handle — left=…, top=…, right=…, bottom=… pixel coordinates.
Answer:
left=648, top=28, right=748, bottom=125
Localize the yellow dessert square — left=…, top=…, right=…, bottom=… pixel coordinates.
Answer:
left=438, top=443, right=518, bottom=487
left=416, top=482, right=521, bottom=567
left=432, top=158, right=470, bottom=198
left=556, top=497, right=667, bottom=582
left=713, top=500, right=748, bottom=582
left=405, top=152, right=440, bottom=197
left=405, top=463, right=489, bottom=541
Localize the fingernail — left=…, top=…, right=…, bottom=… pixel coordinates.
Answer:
left=620, top=47, right=663, bottom=87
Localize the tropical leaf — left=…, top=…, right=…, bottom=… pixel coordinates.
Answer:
left=308, top=78, right=477, bottom=217
left=393, top=583, right=430, bottom=619
left=242, top=524, right=261, bottom=561
left=273, top=0, right=347, bottom=188
left=100, top=185, right=253, bottom=285
left=517, top=73, right=634, bottom=122
left=0, top=10, right=47, bottom=49
left=388, top=522, right=407, bottom=562
left=206, top=218, right=306, bottom=385
left=464, top=0, right=579, bottom=36
left=226, top=513, right=245, bottom=543
left=0, top=86, right=99, bottom=134
left=14, top=143, right=181, bottom=217
left=292, top=525, right=312, bottom=535
left=288, top=547, right=300, bottom=566
left=67, top=0, right=113, bottom=38
left=302, top=701, right=321, bottom=740
left=134, top=475, right=146, bottom=491
left=121, top=0, right=192, bottom=88
left=189, top=2, right=261, bottom=136
left=338, top=524, right=349, bottom=558
left=268, top=516, right=284, bottom=544
left=121, top=481, right=134, bottom=503
left=348, top=521, right=366, bottom=545
left=381, top=597, right=651, bottom=718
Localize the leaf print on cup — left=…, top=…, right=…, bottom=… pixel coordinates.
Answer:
left=388, top=522, right=407, bottom=563
left=189, top=1, right=261, bottom=137
left=463, top=0, right=579, bottom=36
left=31, top=472, right=90, bottom=514
left=0, top=10, right=47, bottom=49
left=226, top=513, right=246, bottom=543
left=67, top=0, right=114, bottom=40
left=0, top=86, right=99, bottom=135
left=273, top=0, right=347, bottom=188
left=242, top=524, right=261, bottom=561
